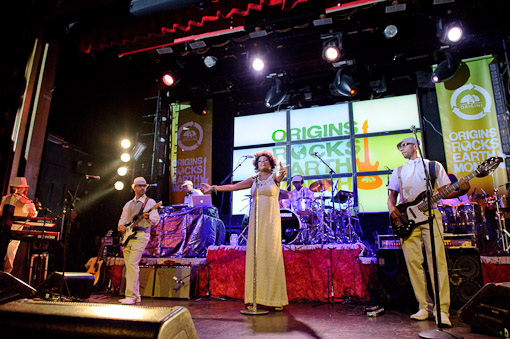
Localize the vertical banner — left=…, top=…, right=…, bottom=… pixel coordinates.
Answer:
left=170, top=101, right=212, bottom=204
left=435, top=56, right=507, bottom=196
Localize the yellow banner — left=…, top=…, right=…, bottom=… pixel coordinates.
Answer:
left=435, top=56, right=506, bottom=197
left=170, top=101, right=212, bottom=204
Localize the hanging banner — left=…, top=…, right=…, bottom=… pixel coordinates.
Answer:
left=170, top=101, right=212, bottom=204
left=435, top=55, right=507, bottom=196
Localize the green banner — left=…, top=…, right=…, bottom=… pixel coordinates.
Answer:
left=435, top=55, right=507, bottom=197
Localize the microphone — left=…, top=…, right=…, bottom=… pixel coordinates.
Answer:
left=470, top=188, right=477, bottom=199
left=311, top=152, right=319, bottom=156
left=173, top=276, right=183, bottom=284
left=147, top=183, right=158, bottom=187
left=410, top=125, right=416, bottom=132
left=481, top=188, right=488, bottom=196
left=85, top=175, right=100, bottom=180
left=243, top=155, right=254, bottom=158
left=385, top=166, right=392, bottom=172
left=252, top=172, right=261, bottom=180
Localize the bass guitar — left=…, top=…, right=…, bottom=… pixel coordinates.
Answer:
left=120, top=202, right=162, bottom=246
left=87, top=230, right=113, bottom=286
left=391, top=156, right=502, bottom=239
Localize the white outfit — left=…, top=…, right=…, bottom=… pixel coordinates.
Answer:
left=118, top=194, right=160, bottom=301
left=388, top=158, right=451, bottom=316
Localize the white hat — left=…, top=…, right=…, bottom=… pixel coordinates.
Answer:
left=131, top=177, right=148, bottom=189
left=11, top=177, right=29, bottom=188
left=181, top=180, right=193, bottom=187
left=396, top=137, right=420, bottom=149
left=292, top=175, right=303, bottom=183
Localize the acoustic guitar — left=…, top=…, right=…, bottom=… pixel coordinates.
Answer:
left=87, top=230, right=113, bottom=286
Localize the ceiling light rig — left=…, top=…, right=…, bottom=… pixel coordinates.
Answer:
left=437, top=18, right=464, bottom=45
left=333, top=66, right=357, bottom=97
left=431, top=51, right=460, bottom=83
left=322, top=33, right=343, bottom=63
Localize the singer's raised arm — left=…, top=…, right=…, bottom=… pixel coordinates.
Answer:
left=201, top=177, right=254, bottom=194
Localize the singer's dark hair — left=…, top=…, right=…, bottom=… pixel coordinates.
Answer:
left=253, top=150, right=277, bottom=172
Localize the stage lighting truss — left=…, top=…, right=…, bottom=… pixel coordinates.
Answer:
left=322, top=33, right=343, bottom=63
left=437, top=18, right=464, bottom=45
left=431, top=51, right=461, bottom=83
left=333, top=67, right=357, bottom=97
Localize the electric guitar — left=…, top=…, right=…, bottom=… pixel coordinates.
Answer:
left=120, top=202, right=162, bottom=246
left=87, top=230, right=113, bottom=286
left=391, top=156, right=502, bottom=239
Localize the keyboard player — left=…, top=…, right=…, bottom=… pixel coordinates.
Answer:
left=0, top=177, right=37, bottom=273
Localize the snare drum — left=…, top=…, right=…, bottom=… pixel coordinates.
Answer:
left=280, top=209, right=302, bottom=245
left=292, top=197, right=313, bottom=216
left=455, top=202, right=483, bottom=234
left=437, top=204, right=456, bottom=233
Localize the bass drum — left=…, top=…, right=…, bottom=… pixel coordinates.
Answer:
left=280, top=208, right=302, bottom=245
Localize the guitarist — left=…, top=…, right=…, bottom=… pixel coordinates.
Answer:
left=387, top=137, right=469, bottom=328
left=117, top=177, right=160, bottom=305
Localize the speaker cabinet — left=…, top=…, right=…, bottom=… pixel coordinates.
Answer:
left=0, top=300, right=198, bottom=338
left=377, top=249, right=417, bottom=310
left=0, top=272, right=37, bottom=304
left=446, top=248, right=483, bottom=309
left=38, top=272, right=94, bottom=299
left=458, top=282, right=510, bottom=337
left=154, top=265, right=196, bottom=299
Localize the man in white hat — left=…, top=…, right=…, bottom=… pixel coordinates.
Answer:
left=387, top=136, right=469, bottom=327
left=289, top=175, right=314, bottom=213
left=181, top=180, right=203, bottom=206
left=0, top=177, right=37, bottom=273
left=117, top=177, right=160, bottom=304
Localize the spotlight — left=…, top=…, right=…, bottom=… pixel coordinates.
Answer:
left=204, top=56, right=217, bottom=68
left=117, top=166, right=128, bottom=176
left=446, top=25, right=463, bottom=43
left=121, top=139, right=131, bottom=149
left=162, top=72, right=175, bottom=86
left=114, top=181, right=124, bottom=191
left=431, top=52, right=460, bottom=83
left=252, top=58, right=265, bottom=71
left=131, top=142, right=147, bottom=161
left=383, top=24, right=398, bottom=39
left=438, top=19, right=464, bottom=45
left=265, top=78, right=288, bottom=108
left=333, top=67, right=357, bottom=97
left=322, top=33, right=343, bottom=63
left=121, top=153, right=131, bottom=162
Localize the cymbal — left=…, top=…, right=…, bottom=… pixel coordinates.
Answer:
left=309, top=179, right=332, bottom=192
left=279, top=190, right=292, bottom=200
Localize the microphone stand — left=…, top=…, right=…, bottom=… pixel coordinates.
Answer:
left=219, top=156, right=250, bottom=236
left=313, top=153, right=337, bottom=243
left=411, top=130, right=459, bottom=339
left=385, top=166, right=393, bottom=234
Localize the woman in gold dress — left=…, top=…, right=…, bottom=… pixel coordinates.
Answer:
left=201, top=150, right=289, bottom=310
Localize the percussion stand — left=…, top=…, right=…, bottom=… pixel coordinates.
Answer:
left=312, top=153, right=338, bottom=244
left=490, top=171, right=510, bottom=254
left=342, top=195, right=361, bottom=244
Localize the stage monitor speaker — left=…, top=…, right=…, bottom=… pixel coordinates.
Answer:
left=458, top=282, right=510, bottom=337
left=38, top=272, right=94, bottom=299
left=376, top=249, right=417, bottom=311
left=154, top=265, right=196, bottom=299
left=0, top=300, right=198, bottom=338
left=0, top=272, right=37, bottom=304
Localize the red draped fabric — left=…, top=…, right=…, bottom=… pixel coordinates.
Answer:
left=199, top=245, right=377, bottom=302
left=481, top=257, right=510, bottom=284
left=79, top=0, right=310, bottom=53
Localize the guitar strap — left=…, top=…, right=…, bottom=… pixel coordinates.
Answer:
left=396, top=160, right=438, bottom=203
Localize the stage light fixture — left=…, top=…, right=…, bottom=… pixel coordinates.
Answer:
left=121, top=139, right=131, bottom=149
left=322, top=33, right=343, bottom=63
left=431, top=52, right=460, bottom=83
left=114, top=181, right=124, bottom=191
left=121, top=153, right=131, bottom=162
left=252, top=57, right=265, bottom=71
left=438, top=19, right=464, bottom=45
left=131, top=142, right=147, bottom=161
left=383, top=24, right=398, bottom=39
left=333, top=67, right=357, bottom=97
left=117, top=166, right=128, bottom=176
left=162, top=72, right=175, bottom=86
left=265, top=78, right=288, bottom=109
left=204, top=56, right=217, bottom=68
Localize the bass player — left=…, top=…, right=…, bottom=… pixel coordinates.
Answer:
left=387, top=137, right=469, bottom=327
left=117, top=177, right=160, bottom=305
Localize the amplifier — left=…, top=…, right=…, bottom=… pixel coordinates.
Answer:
left=29, top=253, right=49, bottom=287
left=378, top=233, right=476, bottom=250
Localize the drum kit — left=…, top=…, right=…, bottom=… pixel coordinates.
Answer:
left=238, top=179, right=363, bottom=246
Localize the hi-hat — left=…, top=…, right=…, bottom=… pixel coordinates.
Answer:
left=309, top=179, right=332, bottom=192
left=279, top=190, right=292, bottom=200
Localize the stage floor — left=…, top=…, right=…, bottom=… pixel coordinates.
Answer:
left=85, top=295, right=499, bottom=339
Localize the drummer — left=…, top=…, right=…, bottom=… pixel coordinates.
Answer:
left=289, top=175, right=314, bottom=212
left=439, top=173, right=470, bottom=212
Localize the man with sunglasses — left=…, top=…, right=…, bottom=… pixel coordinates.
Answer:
left=387, top=137, right=469, bottom=327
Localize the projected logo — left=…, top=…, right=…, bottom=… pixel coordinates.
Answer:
left=177, top=121, right=203, bottom=151
left=450, top=83, right=492, bottom=121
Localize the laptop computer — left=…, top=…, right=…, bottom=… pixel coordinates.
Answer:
left=191, top=195, right=213, bottom=208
